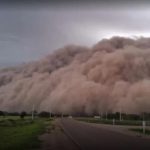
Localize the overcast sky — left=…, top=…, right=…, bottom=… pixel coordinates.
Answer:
left=0, top=0, right=150, bottom=67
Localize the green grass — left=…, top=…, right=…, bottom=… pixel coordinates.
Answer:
left=129, top=128, right=150, bottom=135
left=0, top=117, right=53, bottom=150
left=0, top=116, right=20, bottom=120
left=0, top=116, right=31, bottom=121
left=0, top=118, right=34, bottom=127
left=76, top=117, right=146, bottom=126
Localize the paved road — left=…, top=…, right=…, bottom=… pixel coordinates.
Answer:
left=39, top=120, right=78, bottom=150
left=60, top=118, right=150, bottom=150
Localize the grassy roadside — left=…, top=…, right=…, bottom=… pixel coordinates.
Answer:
left=129, top=128, right=150, bottom=135
left=0, top=118, right=53, bottom=150
left=76, top=117, right=149, bottom=126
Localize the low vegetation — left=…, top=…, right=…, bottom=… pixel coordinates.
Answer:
left=76, top=117, right=150, bottom=126
left=0, top=116, right=53, bottom=150
left=129, top=128, right=150, bottom=135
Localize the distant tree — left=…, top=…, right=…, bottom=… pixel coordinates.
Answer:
left=20, top=111, right=27, bottom=119
left=125, top=114, right=140, bottom=120
left=38, top=111, right=50, bottom=118
left=29, top=110, right=37, bottom=116
left=9, top=112, right=19, bottom=116
left=114, top=112, right=120, bottom=120
left=107, top=113, right=115, bottom=119
left=0, top=111, right=4, bottom=117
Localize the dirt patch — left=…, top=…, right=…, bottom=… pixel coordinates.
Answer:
left=39, top=119, right=78, bottom=150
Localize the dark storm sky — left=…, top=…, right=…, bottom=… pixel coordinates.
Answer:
left=0, top=0, right=150, bottom=67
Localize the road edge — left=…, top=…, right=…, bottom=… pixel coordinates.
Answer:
left=59, top=119, right=83, bottom=150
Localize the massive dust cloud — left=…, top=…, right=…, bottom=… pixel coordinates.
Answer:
left=1, top=37, right=150, bottom=114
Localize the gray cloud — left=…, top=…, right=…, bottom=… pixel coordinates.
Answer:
left=0, top=2, right=150, bottom=67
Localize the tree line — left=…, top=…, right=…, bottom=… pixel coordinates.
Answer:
left=0, top=110, right=150, bottom=120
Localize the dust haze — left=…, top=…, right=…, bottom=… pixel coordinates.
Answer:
left=1, top=37, right=150, bottom=114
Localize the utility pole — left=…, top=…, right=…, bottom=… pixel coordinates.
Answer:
left=120, top=108, right=122, bottom=121
left=142, top=112, right=146, bottom=134
left=106, top=112, right=108, bottom=120
left=142, top=120, right=146, bottom=134
left=101, top=112, right=103, bottom=120
left=113, top=118, right=115, bottom=125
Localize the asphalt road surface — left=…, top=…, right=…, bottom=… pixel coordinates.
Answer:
left=60, top=118, right=150, bottom=150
